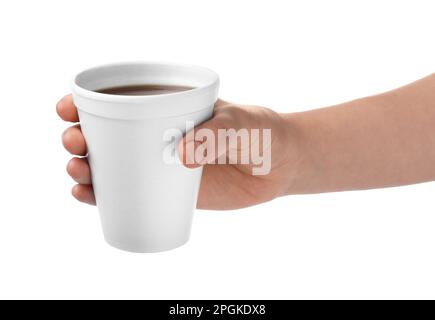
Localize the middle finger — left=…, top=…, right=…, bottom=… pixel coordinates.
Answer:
left=62, top=125, right=87, bottom=156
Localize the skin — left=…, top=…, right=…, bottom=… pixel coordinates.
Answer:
left=57, top=73, right=435, bottom=210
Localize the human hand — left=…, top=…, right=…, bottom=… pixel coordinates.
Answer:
left=57, top=95, right=300, bottom=209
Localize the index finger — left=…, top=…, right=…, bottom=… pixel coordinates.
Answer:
left=215, top=98, right=229, bottom=109
left=56, top=94, right=79, bottom=122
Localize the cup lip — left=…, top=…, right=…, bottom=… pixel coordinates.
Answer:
left=71, top=61, right=219, bottom=104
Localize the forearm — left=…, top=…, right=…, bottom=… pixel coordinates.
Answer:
left=284, top=73, right=435, bottom=195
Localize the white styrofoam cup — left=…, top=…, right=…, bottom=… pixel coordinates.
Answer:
left=71, top=62, right=219, bottom=252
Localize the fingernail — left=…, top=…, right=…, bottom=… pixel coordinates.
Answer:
left=185, top=140, right=196, bottom=165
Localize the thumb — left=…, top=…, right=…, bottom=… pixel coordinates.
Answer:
left=178, top=114, right=229, bottom=168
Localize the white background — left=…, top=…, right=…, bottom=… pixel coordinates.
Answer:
left=0, top=0, right=434, bottom=299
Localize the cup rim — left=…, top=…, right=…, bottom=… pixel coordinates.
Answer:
left=71, top=61, right=219, bottom=104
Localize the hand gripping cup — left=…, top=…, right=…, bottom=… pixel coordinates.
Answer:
left=72, top=62, right=219, bottom=252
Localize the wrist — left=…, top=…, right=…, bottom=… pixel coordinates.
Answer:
left=277, top=111, right=311, bottom=196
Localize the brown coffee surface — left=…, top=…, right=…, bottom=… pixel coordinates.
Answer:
left=96, top=84, right=194, bottom=96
